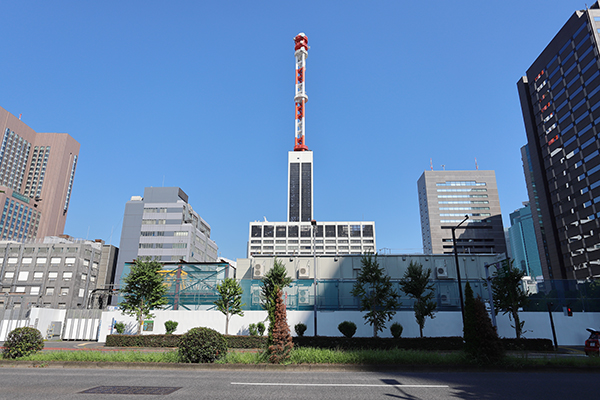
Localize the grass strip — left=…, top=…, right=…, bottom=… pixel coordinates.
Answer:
left=11, top=348, right=600, bottom=368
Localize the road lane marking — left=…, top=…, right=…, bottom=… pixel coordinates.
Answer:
left=231, top=382, right=448, bottom=388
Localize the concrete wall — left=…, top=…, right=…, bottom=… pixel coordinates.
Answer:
left=96, top=308, right=600, bottom=346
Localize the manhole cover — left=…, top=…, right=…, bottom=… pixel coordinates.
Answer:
left=80, top=386, right=182, bottom=395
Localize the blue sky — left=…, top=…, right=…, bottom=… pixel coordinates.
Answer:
left=0, top=1, right=589, bottom=259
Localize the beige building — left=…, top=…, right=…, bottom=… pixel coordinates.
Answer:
left=0, top=106, right=79, bottom=240
left=418, top=170, right=506, bottom=255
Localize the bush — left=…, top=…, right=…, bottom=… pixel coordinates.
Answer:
left=164, top=320, right=178, bottom=335
left=114, top=322, right=126, bottom=334
left=338, top=321, right=357, bottom=338
left=257, top=321, right=266, bottom=336
left=2, top=327, right=44, bottom=359
left=248, top=323, right=258, bottom=336
left=105, top=334, right=266, bottom=349
left=178, top=327, right=228, bottom=363
left=295, top=323, right=307, bottom=337
left=390, top=323, right=403, bottom=338
left=294, top=336, right=464, bottom=351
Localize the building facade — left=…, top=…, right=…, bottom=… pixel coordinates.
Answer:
left=0, top=236, right=116, bottom=313
left=418, top=170, right=506, bottom=255
left=113, top=187, right=219, bottom=292
left=517, top=2, right=600, bottom=280
left=248, top=220, right=375, bottom=258
left=508, top=203, right=543, bottom=279
left=0, top=106, right=80, bottom=241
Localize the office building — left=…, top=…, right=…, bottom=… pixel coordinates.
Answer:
left=113, top=187, right=219, bottom=290
left=248, top=220, right=375, bottom=257
left=508, top=203, right=543, bottom=278
left=418, top=170, right=507, bottom=255
left=0, top=106, right=80, bottom=241
left=0, top=236, right=117, bottom=313
left=517, top=2, right=600, bottom=280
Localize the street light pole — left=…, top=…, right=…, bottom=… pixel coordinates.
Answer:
left=452, top=215, right=469, bottom=327
left=311, top=219, right=318, bottom=337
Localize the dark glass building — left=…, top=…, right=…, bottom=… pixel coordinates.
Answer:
left=518, top=2, right=600, bottom=280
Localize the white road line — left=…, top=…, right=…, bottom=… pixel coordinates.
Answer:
left=231, top=383, right=448, bottom=388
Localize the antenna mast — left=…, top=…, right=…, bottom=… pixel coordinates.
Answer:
left=294, top=33, right=309, bottom=151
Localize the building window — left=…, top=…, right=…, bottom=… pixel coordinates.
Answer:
left=172, top=243, right=187, bottom=249
left=33, top=271, right=43, bottom=279
left=48, top=272, right=58, bottom=279
left=30, top=286, right=40, bottom=295
left=174, top=231, right=188, bottom=237
left=21, top=257, right=32, bottom=264
left=17, top=271, right=28, bottom=281
left=60, top=287, right=69, bottom=296
left=45, top=287, right=54, bottom=295
left=81, top=273, right=87, bottom=280
left=15, top=286, right=26, bottom=293
left=4, top=271, right=15, bottom=279
left=78, top=288, right=85, bottom=297
left=7, top=257, right=17, bottom=264
left=63, top=272, right=73, bottom=280
left=251, top=226, right=262, bottom=237
left=36, top=257, right=47, bottom=264
left=51, top=257, right=61, bottom=264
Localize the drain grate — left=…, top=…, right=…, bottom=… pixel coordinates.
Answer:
left=80, top=386, right=182, bottom=395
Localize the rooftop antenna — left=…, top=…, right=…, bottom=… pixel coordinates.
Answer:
left=430, top=158, right=433, bottom=171
left=475, top=157, right=479, bottom=170
left=441, top=164, right=446, bottom=171
left=293, top=33, right=310, bottom=151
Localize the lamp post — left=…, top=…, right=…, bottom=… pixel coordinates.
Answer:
left=452, top=215, right=469, bottom=327
left=311, top=219, right=318, bottom=336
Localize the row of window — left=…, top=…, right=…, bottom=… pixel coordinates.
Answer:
left=251, top=224, right=374, bottom=238
left=139, top=243, right=188, bottom=249
left=0, top=256, right=92, bottom=266
left=435, top=181, right=486, bottom=187
left=438, top=207, right=490, bottom=211
left=250, top=239, right=375, bottom=245
left=250, top=245, right=375, bottom=252
left=437, top=194, right=488, bottom=199
left=140, top=231, right=188, bottom=237
left=3, top=271, right=93, bottom=281
left=0, top=129, right=31, bottom=192
left=8, top=286, right=85, bottom=297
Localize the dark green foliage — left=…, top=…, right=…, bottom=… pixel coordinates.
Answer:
left=390, top=322, right=403, bottom=338
left=261, top=258, right=292, bottom=343
left=178, top=327, right=228, bottom=363
left=114, top=322, right=126, bottom=334
left=164, top=320, right=178, bottom=335
left=491, top=259, right=529, bottom=339
left=338, top=321, right=357, bottom=338
left=501, top=338, right=553, bottom=352
left=105, top=333, right=267, bottom=348
left=295, top=323, right=307, bottom=337
left=2, top=327, right=44, bottom=359
left=399, top=261, right=437, bottom=338
left=248, top=323, right=258, bottom=336
left=464, top=282, right=504, bottom=364
left=214, top=277, right=245, bottom=335
left=257, top=321, right=266, bottom=336
left=293, top=336, right=465, bottom=351
left=268, top=289, right=293, bottom=363
left=119, top=258, right=168, bottom=335
left=351, top=254, right=401, bottom=337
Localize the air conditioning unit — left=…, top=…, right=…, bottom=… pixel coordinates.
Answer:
left=298, top=264, right=310, bottom=279
left=435, top=259, right=449, bottom=279
left=298, top=288, right=310, bottom=304
left=253, top=263, right=264, bottom=279
left=251, top=285, right=261, bottom=305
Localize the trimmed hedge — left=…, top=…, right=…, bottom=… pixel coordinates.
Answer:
left=293, top=336, right=464, bottom=351
left=105, top=334, right=553, bottom=352
left=105, top=334, right=267, bottom=349
left=501, top=338, right=554, bottom=352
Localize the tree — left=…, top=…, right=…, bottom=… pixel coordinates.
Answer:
left=463, top=282, right=504, bottom=364
left=351, top=254, right=400, bottom=337
left=268, top=288, right=293, bottom=363
left=261, top=258, right=292, bottom=344
left=490, top=259, right=529, bottom=339
left=119, top=258, right=168, bottom=335
left=398, top=261, right=437, bottom=337
left=214, top=277, right=245, bottom=335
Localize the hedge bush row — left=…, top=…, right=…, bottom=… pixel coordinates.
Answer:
left=105, top=334, right=267, bottom=349
left=105, top=333, right=553, bottom=352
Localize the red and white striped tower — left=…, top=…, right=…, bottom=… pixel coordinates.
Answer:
left=294, top=33, right=309, bottom=151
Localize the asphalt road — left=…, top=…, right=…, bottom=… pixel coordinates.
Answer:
left=0, top=368, right=597, bottom=400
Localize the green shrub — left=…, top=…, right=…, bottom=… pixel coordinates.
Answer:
left=390, top=323, right=403, bottom=338
left=114, top=322, right=126, bottom=334
left=257, top=321, right=266, bottom=336
left=294, top=336, right=464, bottom=351
left=248, top=323, right=258, bottom=336
left=164, top=320, right=178, bottom=335
left=178, top=327, right=228, bottom=363
left=295, top=323, right=307, bottom=337
left=338, top=321, right=357, bottom=338
left=2, top=327, right=44, bottom=359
